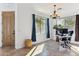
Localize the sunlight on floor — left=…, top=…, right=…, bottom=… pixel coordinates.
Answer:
left=26, top=46, right=37, bottom=56
left=27, top=40, right=79, bottom=56
left=71, top=45, right=79, bottom=54
left=32, top=43, right=45, bottom=56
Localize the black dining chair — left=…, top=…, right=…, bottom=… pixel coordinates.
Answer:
left=67, top=31, right=73, bottom=43
left=61, top=30, right=73, bottom=48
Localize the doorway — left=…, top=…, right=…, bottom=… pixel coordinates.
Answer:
left=2, top=11, right=15, bottom=48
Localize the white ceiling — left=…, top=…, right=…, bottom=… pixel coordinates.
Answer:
left=32, top=3, right=79, bottom=17
left=0, top=3, right=79, bottom=17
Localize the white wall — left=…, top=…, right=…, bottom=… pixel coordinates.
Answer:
left=50, top=18, right=56, bottom=40
left=15, top=4, right=51, bottom=49
left=0, top=3, right=17, bottom=47
left=0, top=3, right=52, bottom=49
left=0, top=3, right=34, bottom=49
left=15, top=4, right=34, bottom=49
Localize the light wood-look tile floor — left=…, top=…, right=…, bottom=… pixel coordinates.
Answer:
left=0, top=47, right=32, bottom=56
left=31, top=40, right=79, bottom=56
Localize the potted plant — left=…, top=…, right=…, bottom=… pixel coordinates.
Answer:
left=53, top=24, right=64, bottom=35
left=53, top=24, right=64, bottom=29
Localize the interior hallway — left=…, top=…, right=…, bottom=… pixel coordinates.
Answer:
left=31, top=40, right=79, bottom=56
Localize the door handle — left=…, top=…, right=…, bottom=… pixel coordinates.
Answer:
left=12, top=32, right=15, bottom=34
left=12, top=30, right=15, bottom=34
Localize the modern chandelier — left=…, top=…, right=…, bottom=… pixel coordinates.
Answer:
left=50, top=5, right=62, bottom=19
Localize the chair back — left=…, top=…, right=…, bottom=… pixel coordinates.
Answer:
left=68, top=31, right=73, bottom=36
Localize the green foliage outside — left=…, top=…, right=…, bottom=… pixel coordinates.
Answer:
left=35, top=17, right=45, bottom=33
left=64, top=19, right=74, bottom=28
left=53, top=24, right=64, bottom=29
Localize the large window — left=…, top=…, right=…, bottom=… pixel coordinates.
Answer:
left=35, top=15, right=49, bottom=39
left=57, top=16, right=75, bottom=30
left=64, top=16, right=75, bottom=29
left=35, top=15, right=47, bottom=34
